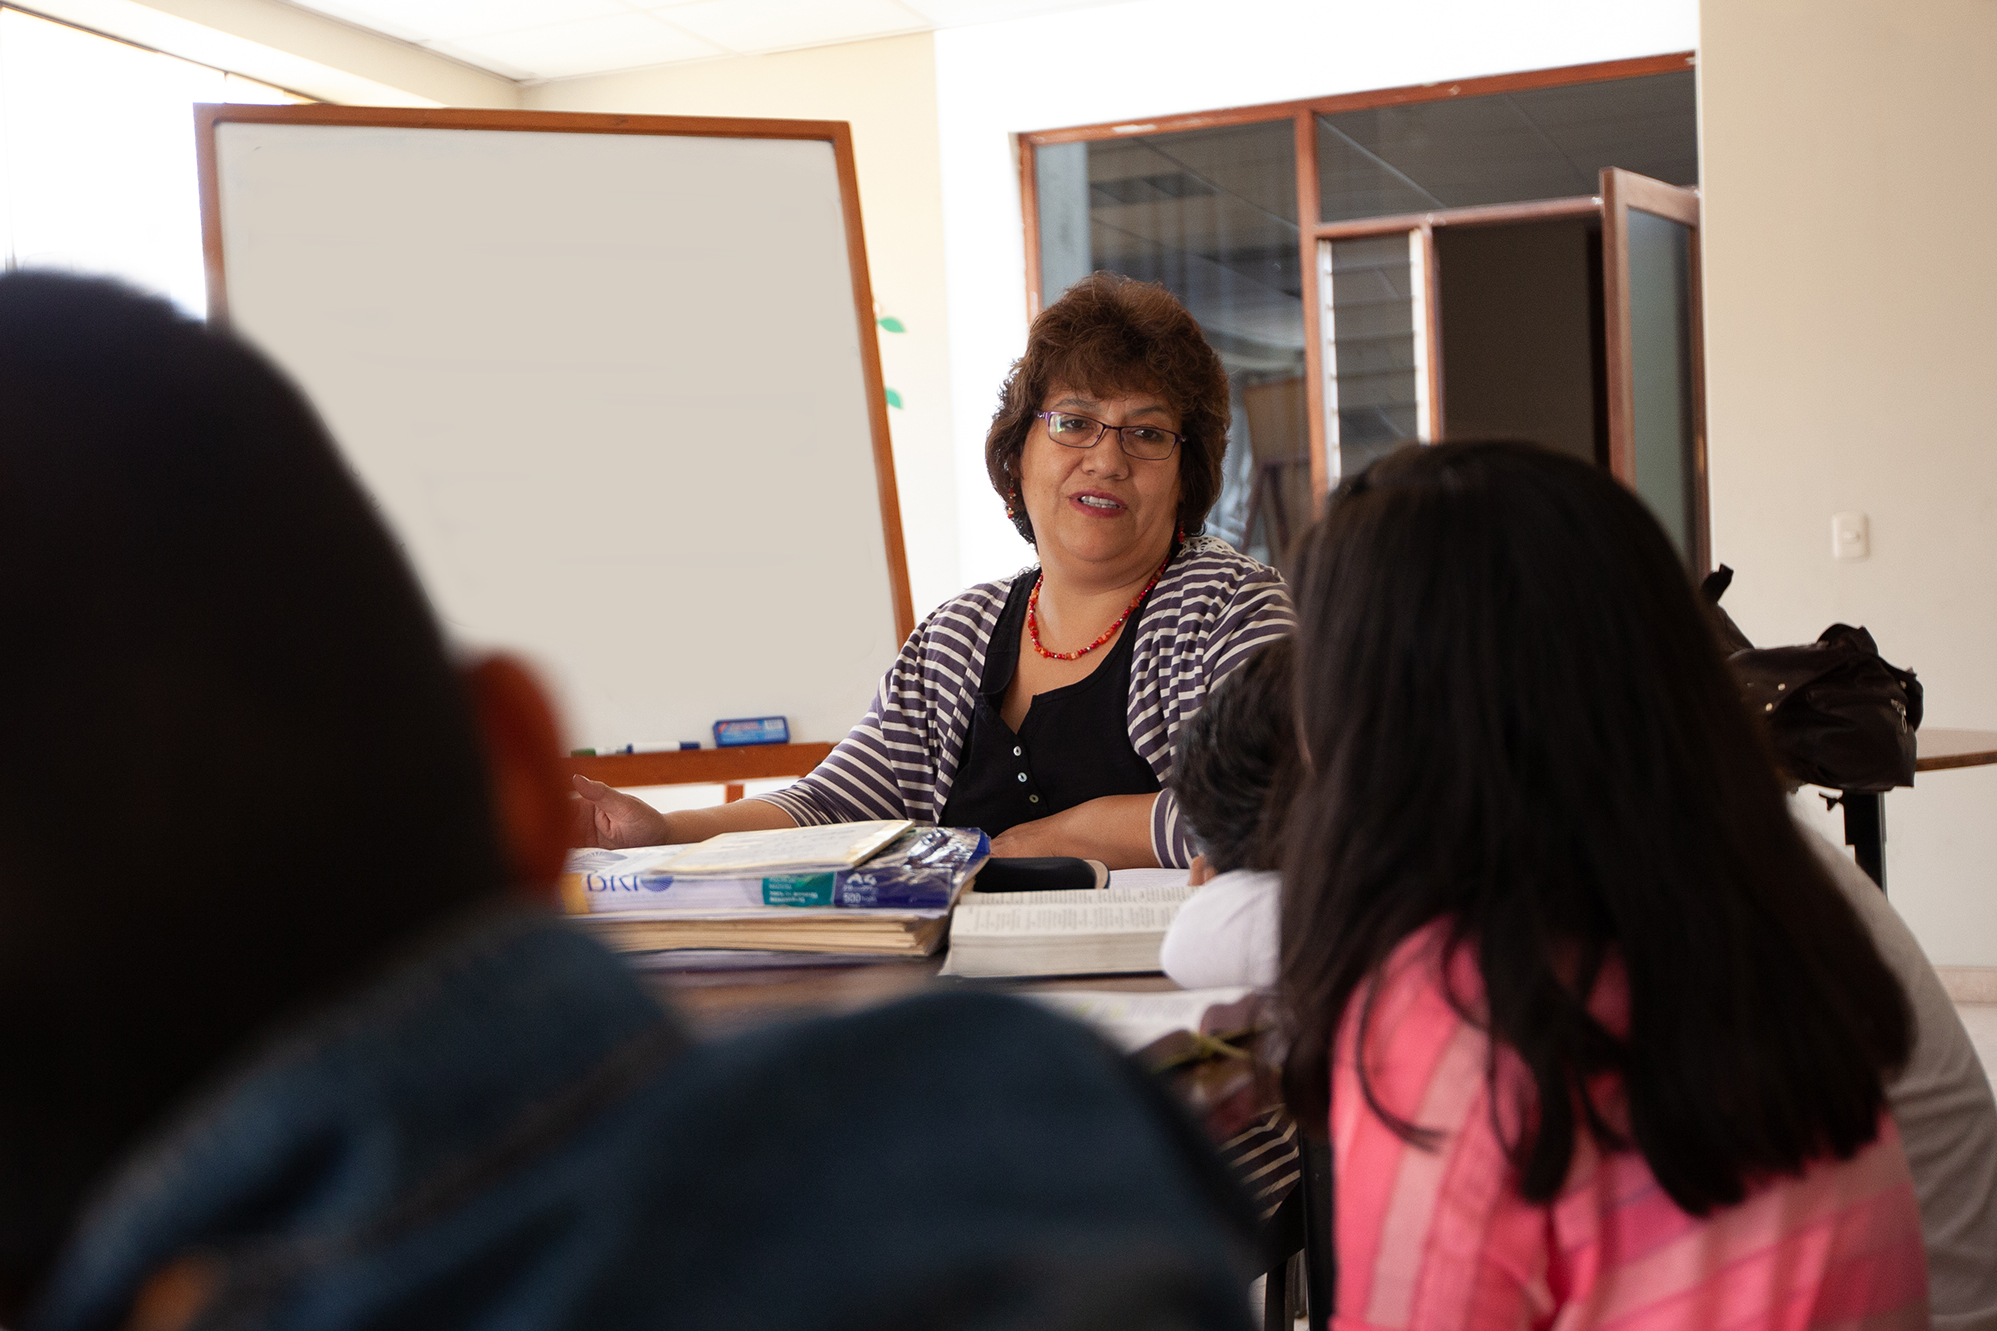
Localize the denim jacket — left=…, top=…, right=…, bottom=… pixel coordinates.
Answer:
left=30, top=909, right=1254, bottom=1331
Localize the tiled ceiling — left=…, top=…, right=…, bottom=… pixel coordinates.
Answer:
left=284, top=0, right=1131, bottom=82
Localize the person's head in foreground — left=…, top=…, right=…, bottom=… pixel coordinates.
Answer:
left=0, top=272, right=1256, bottom=1331
left=1172, top=637, right=1294, bottom=881
left=984, top=270, right=1229, bottom=572
left=0, top=270, right=540, bottom=1315
left=1279, top=441, right=1928, bottom=1325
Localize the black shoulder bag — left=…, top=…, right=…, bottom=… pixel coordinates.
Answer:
left=1701, top=566, right=1922, bottom=792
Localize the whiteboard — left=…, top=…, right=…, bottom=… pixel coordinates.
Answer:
left=199, top=107, right=911, bottom=751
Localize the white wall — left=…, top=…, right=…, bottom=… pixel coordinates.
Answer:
left=524, top=35, right=961, bottom=617
left=934, top=0, right=1701, bottom=589
left=26, top=0, right=515, bottom=105
left=1702, top=0, right=1997, bottom=966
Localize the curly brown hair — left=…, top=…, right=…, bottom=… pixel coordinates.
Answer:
left=985, top=273, right=1230, bottom=544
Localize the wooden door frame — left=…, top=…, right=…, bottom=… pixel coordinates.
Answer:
left=1015, top=51, right=1696, bottom=512
left=1313, top=199, right=1602, bottom=471
left=1017, top=52, right=1695, bottom=151
left=1601, top=167, right=1708, bottom=572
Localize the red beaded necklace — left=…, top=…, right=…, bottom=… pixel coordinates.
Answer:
left=1027, top=544, right=1177, bottom=663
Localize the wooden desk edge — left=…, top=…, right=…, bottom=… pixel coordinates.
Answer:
left=1917, top=751, right=1997, bottom=773
left=1915, top=728, right=1997, bottom=773
left=566, top=742, right=834, bottom=787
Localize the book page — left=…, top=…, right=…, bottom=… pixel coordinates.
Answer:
left=1107, top=867, right=1193, bottom=892
left=573, top=903, right=946, bottom=923
left=661, top=820, right=910, bottom=874
left=563, top=845, right=692, bottom=877
left=948, top=885, right=1194, bottom=938
left=1026, top=987, right=1253, bottom=1051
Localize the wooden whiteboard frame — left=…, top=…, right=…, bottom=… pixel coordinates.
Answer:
left=194, top=103, right=916, bottom=652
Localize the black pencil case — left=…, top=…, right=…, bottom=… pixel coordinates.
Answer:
left=969, top=856, right=1110, bottom=893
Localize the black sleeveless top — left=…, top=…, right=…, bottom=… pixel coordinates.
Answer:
left=937, top=571, right=1162, bottom=839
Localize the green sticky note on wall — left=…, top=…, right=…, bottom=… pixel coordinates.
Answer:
left=877, top=316, right=906, bottom=333
left=885, top=388, right=904, bottom=409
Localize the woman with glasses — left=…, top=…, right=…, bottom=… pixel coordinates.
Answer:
left=576, top=273, right=1292, bottom=867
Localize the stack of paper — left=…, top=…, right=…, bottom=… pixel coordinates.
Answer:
left=574, top=908, right=949, bottom=957
left=561, top=821, right=978, bottom=959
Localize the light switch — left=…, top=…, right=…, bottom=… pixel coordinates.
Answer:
left=1832, top=511, right=1869, bottom=561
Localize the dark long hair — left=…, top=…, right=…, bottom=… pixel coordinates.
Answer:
left=1278, top=441, right=1910, bottom=1215
left=0, top=274, right=508, bottom=1311
left=1172, top=638, right=1296, bottom=874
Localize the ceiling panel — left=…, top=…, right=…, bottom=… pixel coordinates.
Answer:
left=897, top=0, right=1125, bottom=24
left=653, top=0, right=928, bottom=54
left=305, top=0, right=628, bottom=42
left=281, top=0, right=1139, bottom=82
left=277, top=0, right=435, bottom=44
left=434, top=10, right=724, bottom=80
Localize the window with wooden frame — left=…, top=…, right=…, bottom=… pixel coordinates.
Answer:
left=1021, top=52, right=1706, bottom=572
left=0, top=5, right=312, bottom=318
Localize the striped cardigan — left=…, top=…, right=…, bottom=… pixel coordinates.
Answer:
left=757, top=537, right=1295, bottom=867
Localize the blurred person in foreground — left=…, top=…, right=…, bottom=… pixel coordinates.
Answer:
left=1280, top=442, right=1930, bottom=1328
left=0, top=271, right=1256, bottom=1331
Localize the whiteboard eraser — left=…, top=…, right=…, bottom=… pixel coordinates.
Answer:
left=714, top=716, right=789, bottom=747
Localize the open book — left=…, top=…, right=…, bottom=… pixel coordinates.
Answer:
left=656, top=820, right=911, bottom=876
left=939, top=873, right=1194, bottom=978
left=1025, top=987, right=1254, bottom=1052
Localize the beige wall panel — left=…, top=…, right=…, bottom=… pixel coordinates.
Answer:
left=1702, top=0, right=1997, bottom=963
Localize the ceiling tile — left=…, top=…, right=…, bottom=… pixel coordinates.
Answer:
left=895, top=0, right=1127, bottom=24
left=433, top=11, right=725, bottom=79
left=278, top=0, right=435, bottom=43
left=415, top=0, right=633, bottom=41
left=417, top=41, right=540, bottom=81
left=652, top=0, right=928, bottom=54
left=283, top=0, right=634, bottom=43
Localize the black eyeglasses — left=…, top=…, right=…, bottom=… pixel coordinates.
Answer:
left=1034, top=411, right=1183, bottom=461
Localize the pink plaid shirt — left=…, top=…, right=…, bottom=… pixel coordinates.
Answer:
left=1330, top=925, right=1930, bottom=1330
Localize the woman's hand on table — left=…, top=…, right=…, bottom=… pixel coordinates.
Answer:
left=570, top=775, right=673, bottom=848
left=987, top=793, right=1162, bottom=870
left=569, top=779, right=799, bottom=848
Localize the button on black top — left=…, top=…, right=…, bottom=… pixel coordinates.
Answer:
left=938, top=569, right=1163, bottom=838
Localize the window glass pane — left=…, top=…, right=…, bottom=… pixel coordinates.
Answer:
left=1033, top=119, right=1304, bottom=567
left=1324, top=233, right=1420, bottom=479
left=1317, top=70, right=1696, bottom=223
left=0, top=9, right=309, bottom=317
left=1625, top=208, right=1695, bottom=559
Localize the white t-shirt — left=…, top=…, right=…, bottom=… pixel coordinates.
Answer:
left=1158, top=867, right=1281, bottom=990
left=1156, top=829, right=1997, bottom=1328
left=1806, top=828, right=1997, bottom=1331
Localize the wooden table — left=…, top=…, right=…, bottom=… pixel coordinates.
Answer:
left=1835, top=728, right=1997, bottom=890
left=639, top=956, right=1181, bottom=1037
left=566, top=743, right=833, bottom=803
